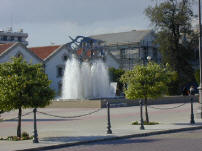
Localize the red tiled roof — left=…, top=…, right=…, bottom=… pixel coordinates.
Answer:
left=29, top=45, right=61, bottom=60
left=0, top=43, right=15, bottom=55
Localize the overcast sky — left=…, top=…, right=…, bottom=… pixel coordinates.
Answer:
left=0, top=0, right=198, bottom=46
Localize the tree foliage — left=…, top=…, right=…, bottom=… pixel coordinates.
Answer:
left=109, top=67, right=125, bottom=83
left=0, top=57, right=55, bottom=137
left=121, top=62, right=174, bottom=122
left=121, top=62, right=173, bottom=99
left=109, top=67, right=125, bottom=95
left=145, top=0, right=197, bottom=93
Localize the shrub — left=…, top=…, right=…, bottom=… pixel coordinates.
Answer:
left=132, top=121, right=159, bottom=125
left=21, top=132, right=29, bottom=139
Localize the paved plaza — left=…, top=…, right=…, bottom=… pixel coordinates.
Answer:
left=0, top=102, right=202, bottom=151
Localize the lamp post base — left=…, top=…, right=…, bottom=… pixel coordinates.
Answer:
left=107, top=129, right=112, bottom=134
left=140, top=125, right=145, bottom=130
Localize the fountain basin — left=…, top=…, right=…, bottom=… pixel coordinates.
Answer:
left=46, top=96, right=198, bottom=108
left=48, top=97, right=127, bottom=108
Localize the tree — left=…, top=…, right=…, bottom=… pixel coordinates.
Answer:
left=109, top=67, right=125, bottom=95
left=121, top=62, right=173, bottom=123
left=145, top=0, right=197, bottom=93
left=0, top=57, right=55, bottom=138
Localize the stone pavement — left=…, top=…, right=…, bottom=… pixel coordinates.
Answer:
left=1, top=102, right=202, bottom=151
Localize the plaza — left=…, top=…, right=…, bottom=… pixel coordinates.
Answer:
left=0, top=99, right=202, bottom=151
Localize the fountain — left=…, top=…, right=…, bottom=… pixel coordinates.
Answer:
left=61, top=56, right=113, bottom=99
left=59, top=36, right=115, bottom=101
left=50, top=36, right=126, bottom=108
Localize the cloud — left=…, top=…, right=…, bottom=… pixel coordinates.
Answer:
left=22, top=15, right=151, bottom=47
left=0, top=0, right=152, bottom=25
left=0, top=0, right=153, bottom=46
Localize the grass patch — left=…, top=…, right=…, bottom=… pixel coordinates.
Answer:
left=132, top=121, right=159, bottom=125
left=0, top=132, right=33, bottom=141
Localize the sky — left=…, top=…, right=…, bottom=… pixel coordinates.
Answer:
left=0, top=0, right=198, bottom=47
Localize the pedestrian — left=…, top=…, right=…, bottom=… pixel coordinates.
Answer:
left=182, top=87, right=189, bottom=96
left=189, top=86, right=195, bottom=96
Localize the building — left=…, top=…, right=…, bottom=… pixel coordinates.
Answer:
left=29, top=44, right=72, bottom=95
left=0, top=30, right=162, bottom=94
left=90, top=30, right=161, bottom=70
left=0, top=27, right=28, bottom=46
left=0, top=43, right=72, bottom=95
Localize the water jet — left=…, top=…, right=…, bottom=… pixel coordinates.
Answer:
left=60, top=36, right=115, bottom=101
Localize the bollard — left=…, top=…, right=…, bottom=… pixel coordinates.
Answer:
left=139, top=100, right=145, bottom=130
left=190, top=97, right=195, bottom=124
left=33, top=108, right=39, bottom=143
left=106, top=101, right=112, bottom=134
left=190, top=86, right=195, bottom=124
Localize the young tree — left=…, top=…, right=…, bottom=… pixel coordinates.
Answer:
left=0, top=57, right=55, bottom=138
left=145, top=0, right=197, bottom=93
left=121, top=62, right=173, bottom=123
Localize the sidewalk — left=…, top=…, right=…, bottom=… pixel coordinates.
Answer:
left=0, top=103, right=202, bottom=151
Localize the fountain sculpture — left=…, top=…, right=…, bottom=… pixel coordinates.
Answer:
left=61, top=36, right=114, bottom=100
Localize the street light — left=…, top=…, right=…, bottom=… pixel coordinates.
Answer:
left=138, top=56, right=151, bottom=130
left=140, top=56, right=152, bottom=65
left=147, top=56, right=152, bottom=62
left=198, top=0, right=202, bottom=119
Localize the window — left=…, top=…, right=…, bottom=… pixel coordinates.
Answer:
left=120, top=49, right=126, bottom=59
left=57, top=67, right=63, bottom=77
left=10, top=36, right=14, bottom=41
left=18, top=37, right=22, bottom=42
left=15, top=52, right=23, bottom=58
left=144, top=48, right=148, bottom=59
left=58, top=82, right=62, bottom=96
left=63, top=55, right=68, bottom=61
left=3, top=36, right=7, bottom=41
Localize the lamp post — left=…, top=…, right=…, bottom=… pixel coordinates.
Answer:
left=198, top=0, right=202, bottom=119
left=138, top=55, right=151, bottom=130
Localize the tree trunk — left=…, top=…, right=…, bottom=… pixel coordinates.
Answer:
left=144, top=98, right=149, bottom=123
left=17, top=107, right=22, bottom=138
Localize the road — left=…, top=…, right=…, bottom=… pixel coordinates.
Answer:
left=44, top=129, right=202, bottom=151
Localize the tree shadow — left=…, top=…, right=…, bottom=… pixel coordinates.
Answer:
left=41, top=135, right=159, bottom=145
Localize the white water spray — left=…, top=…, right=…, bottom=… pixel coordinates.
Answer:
left=62, top=57, right=112, bottom=99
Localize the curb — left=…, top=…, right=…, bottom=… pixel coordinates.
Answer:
left=16, top=125, right=202, bottom=151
